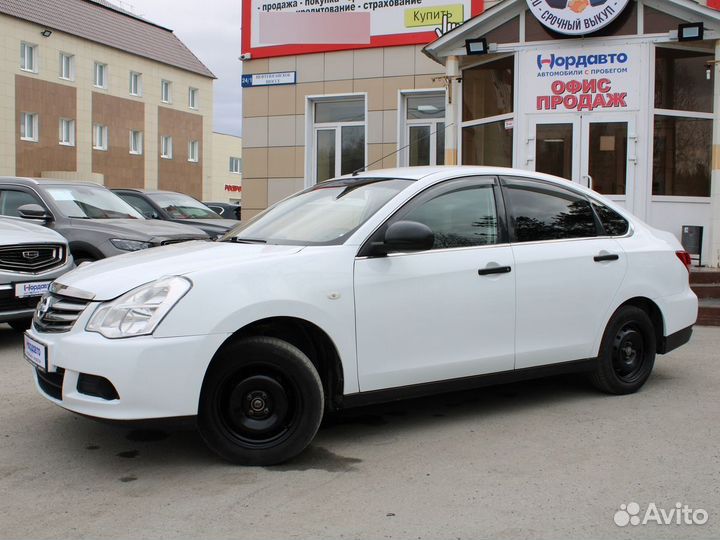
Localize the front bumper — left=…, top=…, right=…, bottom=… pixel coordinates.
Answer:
left=27, top=321, right=230, bottom=420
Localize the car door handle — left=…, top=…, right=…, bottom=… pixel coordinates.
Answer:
left=478, top=266, right=512, bottom=276
left=593, top=253, right=619, bottom=262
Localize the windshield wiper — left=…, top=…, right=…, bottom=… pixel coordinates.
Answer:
left=224, top=237, right=267, bottom=244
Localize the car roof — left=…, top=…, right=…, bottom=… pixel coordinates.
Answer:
left=0, top=176, right=104, bottom=187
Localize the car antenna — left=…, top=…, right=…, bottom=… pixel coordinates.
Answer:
left=351, top=122, right=455, bottom=176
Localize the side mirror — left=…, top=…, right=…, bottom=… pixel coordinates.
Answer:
left=372, top=220, right=434, bottom=256
left=17, top=203, right=52, bottom=221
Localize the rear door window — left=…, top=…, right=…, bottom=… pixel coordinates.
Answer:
left=503, top=178, right=599, bottom=242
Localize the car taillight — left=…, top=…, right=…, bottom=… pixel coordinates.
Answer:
left=676, top=250, right=692, bottom=272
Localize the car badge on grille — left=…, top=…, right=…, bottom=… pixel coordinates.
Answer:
left=22, top=251, right=40, bottom=260
left=37, top=295, right=52, bottom=320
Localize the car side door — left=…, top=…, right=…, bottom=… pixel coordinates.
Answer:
left=354, top=176, right=516, bottom=392
left=502, top=176, right=628, bottom=369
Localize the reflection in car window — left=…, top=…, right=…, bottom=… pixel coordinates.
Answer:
left=402, top=185, right=498, bottom=249
left=592, top=201, right=629, bottom=236
left=119, top=193, right=158, bottom=219
left=505, top=181, right=598, bottom=242
left=46, top=186, right=143, bottom=219
left=0, top=190, right=41, bottom=217
left=223, top=178, right=413, bottom=246
left=148, top=193, right=221, bottom=219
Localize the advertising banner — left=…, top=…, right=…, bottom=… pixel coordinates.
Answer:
left=242, top=0, right=484, bottom=59
left=525, top=0, right=631, bottom=36
left=520, top=43, right=641, bottom=114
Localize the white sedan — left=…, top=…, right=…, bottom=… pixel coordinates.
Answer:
left=24, top=167, right=697, bottom=465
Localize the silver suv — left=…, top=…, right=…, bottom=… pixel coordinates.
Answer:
left=1, top=218, right=74, bottom=331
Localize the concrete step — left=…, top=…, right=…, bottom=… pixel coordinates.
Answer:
left=697, top=298, right=720, bottom=327
left=690, top=270, right=720, bottom=285
left=691, top=283, right=720, bottom=299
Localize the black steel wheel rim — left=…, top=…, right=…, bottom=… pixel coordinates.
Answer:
left=217, top=364, right=301, bottom=448
left=612, top=324, right=646, bottom=383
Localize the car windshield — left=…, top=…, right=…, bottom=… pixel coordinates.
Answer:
left=149, top=193, right=221, bottom=219
left=45, top=185, right=143, bottom=219
left=221, top=178, right=414, bottom=246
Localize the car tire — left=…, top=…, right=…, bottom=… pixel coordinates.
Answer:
left=590, top=306, right=656, bottom=395
left=8, top=318, right=32, bottom=332
left=198, top=336, right=324, bottom=466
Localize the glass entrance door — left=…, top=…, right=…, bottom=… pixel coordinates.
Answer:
left=529, top=114, right=636, bottom=211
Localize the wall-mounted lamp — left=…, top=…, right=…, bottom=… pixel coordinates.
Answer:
left=678, top=22, right=703, bottom=42
left=465, top=37, right=489, bottom=56
left=40, top=29, right=52, bottom=38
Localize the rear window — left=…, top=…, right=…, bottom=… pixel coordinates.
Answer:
left=592, top=202, right=629, bottom=236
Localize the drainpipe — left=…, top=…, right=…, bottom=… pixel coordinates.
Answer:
left=444, top=55, right=461, bottom=166
left=711, top=40, right=720, bottom=267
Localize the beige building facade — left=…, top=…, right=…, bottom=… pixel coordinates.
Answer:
left=0, top=0, right=215, bottom=200
left=208, top=132, right=243, bottom=203
left=241, top=46, right=446, bottom=220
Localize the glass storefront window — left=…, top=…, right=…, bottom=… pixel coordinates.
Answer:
left=462, top=120, right=513, bottom=167
left=462, top=56, right=514, bottom=122
left=655, top=47, right=713, bottom=113
left=315, top=99, right=365, bottom=123
left=535, top=123, right=574, bottom=180
left=313, top=97, right=366, bottom=183
left=652, top=115, right=711, bottom=197
left=588, top=122, right=627, bottom=195
left=402, top=92, right=446, bottom=166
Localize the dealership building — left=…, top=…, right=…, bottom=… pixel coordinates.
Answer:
left=241, top=0, right=720, bottom=265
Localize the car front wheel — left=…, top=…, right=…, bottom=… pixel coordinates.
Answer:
left=590, top=305, right=657, bottom=394
left=198, top=336, right=324, bottom=465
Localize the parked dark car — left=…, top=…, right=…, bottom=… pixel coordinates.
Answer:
left=203, top=202, right=241, bottom=221
left=113, top=189, right=238, bottom=239
left=0, top=178, right=209, bottom=263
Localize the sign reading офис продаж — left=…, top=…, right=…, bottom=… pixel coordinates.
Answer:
left=242, top=0, right=484, bottom=59
left=520, top=43, right=640, bottom=113
left=526, top=0, right=630, bottom=35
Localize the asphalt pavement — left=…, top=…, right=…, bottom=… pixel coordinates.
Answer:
left=1, top=323, right=718, bottom=540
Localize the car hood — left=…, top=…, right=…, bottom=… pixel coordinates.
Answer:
left=69, top=218, right=209, bottom=240
left=0, top=217, right=67, bottom=245
left=53, top=241, right=304, bottom=300
left=171, top=218, right=238, bottom=233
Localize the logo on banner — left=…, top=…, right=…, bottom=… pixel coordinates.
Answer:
left=526, top=0, right=630, bottom=36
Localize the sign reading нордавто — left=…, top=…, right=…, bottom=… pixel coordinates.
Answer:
left=526, top=0, right=630, bottom=36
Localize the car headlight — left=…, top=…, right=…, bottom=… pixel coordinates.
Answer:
left=110, top=238, right=152, bottom=251
left=86, top=276, right=192, bottom=338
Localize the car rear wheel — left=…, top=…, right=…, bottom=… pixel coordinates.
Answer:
left=198, top=336, right=324, bottom=466
left=590, top=306, right=656, bottom=394
left=8, top=318, right=31, bottom=332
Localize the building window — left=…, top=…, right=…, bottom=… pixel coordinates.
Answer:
left=59, top=118, right=75, bottom=146
left=311, top=97, right=366, bottom=183
left=59, top=53, right=74, bottom=81
left=20, top=113, right=38, bottom=142
left=188, top=140, right=199, bottom=162
left=229, top=157, right=242, bottom=174
left=161, top=80, right=172, bottom=103
left=461, top=55, right=514, bottom=167
left=129, top=71, right=142, bottom=96
left=93, top=124, right=108, bottom=151
left=401, top=92, right=446, bottom=167
left=129, top=130, right=143, bottom=155
left=161, top=136, right=173, bottom=159
left=188, top=87, right=199, bottom=109
left=653, top=46, right=713, bottom=197
left=20, top=42, right=37, bottom=72
left=94, top=62, right=108, bottom=88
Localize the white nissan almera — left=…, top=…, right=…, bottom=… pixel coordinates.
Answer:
left=24, top=167, right=698, bottom=465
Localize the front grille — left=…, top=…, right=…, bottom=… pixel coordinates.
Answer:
left=36, top=367, right=65, bottom=400
left=0, top=289, right=41, bottom=312
left=33, top=294, right=90, bottom=333
left=0, top=244, right=66, bottom=273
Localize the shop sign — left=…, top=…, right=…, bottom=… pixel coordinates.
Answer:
left=526, top=0, right=630, bottom=36
left=225, top=184, right=243, bottom=192
left=243, top=0, right=484, bottom=59
left=521, top=44, right=640, bottom=113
